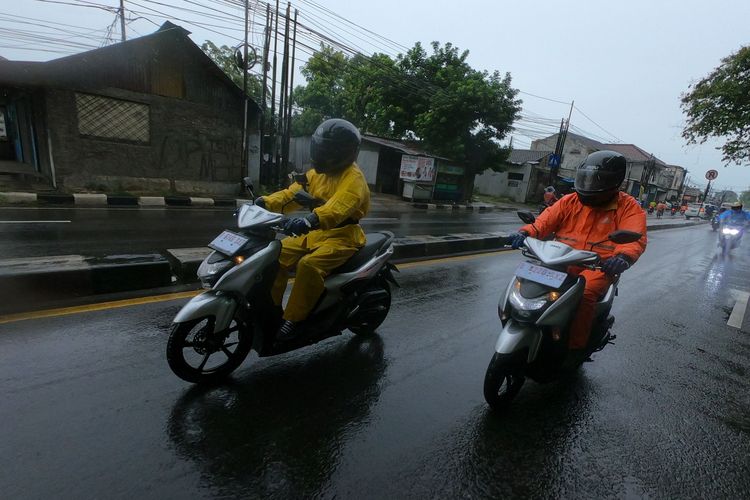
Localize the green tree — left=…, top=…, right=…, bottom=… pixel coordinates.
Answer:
left=681, top=46, right=750, bottom=166
left=201, top=40, right=262, bottom=99
left=740, top=189, right=750, bottom=205
left=291, top=42, right=521, bottom=174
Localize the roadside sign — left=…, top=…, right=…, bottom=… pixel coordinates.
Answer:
left=705, top=170, right=718, bottom=180
left=548, top=154, right=561, bottom=168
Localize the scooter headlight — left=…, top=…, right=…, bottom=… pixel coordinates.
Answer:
left=508, top=286, right=548, bottom=311
left=722, top=228, right=740, bottom=235
left=197, top=259, right=233, bottom=288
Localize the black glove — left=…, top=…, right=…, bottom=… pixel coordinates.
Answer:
left=254, top=197, right=266, bottom=208
left=601, top=255, right=631, bottom=276
left=282, top=213, right=319, bottom=236
left=508, top=231, right=528, bottom=249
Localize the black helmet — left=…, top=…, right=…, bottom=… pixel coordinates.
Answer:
left=310, top=118, right=361, bottom=174
left=574, top=150, right=627, bottom=206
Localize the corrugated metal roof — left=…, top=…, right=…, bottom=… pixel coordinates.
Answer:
left=508, top=149, right=553, bottom=164
left=362, top=135, right=452, bottom=160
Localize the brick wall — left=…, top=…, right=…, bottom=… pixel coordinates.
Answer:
left=46, top=86, right=249, bottom=191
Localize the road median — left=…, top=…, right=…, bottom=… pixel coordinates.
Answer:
left=0, top=220, right=705, bottom=315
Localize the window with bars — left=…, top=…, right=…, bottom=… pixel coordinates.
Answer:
left=75, top=93, right=150, bottom=144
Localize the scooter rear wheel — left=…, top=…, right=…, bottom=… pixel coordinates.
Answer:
left=483, top=352, right=525, bottom=411
left=167, top=316, right=253, bottom=384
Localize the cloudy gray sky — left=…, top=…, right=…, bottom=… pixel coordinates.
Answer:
left=3, top=0, right=749, bottom=192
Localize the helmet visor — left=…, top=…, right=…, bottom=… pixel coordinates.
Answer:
left=575, top=166, right=623, bottom=192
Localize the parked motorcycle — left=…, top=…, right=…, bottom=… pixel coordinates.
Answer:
left=719, top=224, right=744, bottom=257
left=483, top=210, right=642, bottom=411
left=647, top=206, right=654, bottom=215
left=167, top=178, right=399, bottom=383
left=670, top=207, right=677, bottom=217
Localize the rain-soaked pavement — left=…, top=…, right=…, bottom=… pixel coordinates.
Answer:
left=1, top=225, right=749, bottom=498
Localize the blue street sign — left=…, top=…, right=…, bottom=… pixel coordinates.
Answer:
left=548, top=154, right=561, bottom=168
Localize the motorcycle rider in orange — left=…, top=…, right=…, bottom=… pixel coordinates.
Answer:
left=508, top=151, right=647, bottom=364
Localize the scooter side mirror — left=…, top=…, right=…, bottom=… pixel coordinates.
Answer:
left=289, top=172, right=308, bottom=187
left=517, top=210, right=536, bottom=224
left=608, top=230, right=642, bottom=244
left=243, top=177, right=256, bottom=196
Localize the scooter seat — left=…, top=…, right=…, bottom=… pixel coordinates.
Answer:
left=334, top=232, right=393, bottom=273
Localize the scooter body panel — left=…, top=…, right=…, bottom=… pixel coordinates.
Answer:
left=494, top=319, right=543, bottom=363
left=172, top=291, right=238, bottom=333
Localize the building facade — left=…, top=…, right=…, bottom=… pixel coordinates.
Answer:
left=0, top=22, right=259, bottom=195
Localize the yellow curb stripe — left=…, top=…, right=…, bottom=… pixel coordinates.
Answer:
left=0, top=250, right=512, bottom=325
left=0, top=290, right=202, bottom=325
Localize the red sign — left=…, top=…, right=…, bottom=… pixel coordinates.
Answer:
left=705, top=169, right=718, bottom=180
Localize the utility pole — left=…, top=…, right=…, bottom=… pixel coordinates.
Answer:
left=284, top=9, right=298, bottom=173
left=277, top=3, right=291, bottom=184
left=269, top=0, right=280, bottom=186
left=240, top=0, right=249, bottom=182
left=258, top=5, right=272, bottom=184
left=549, top=100, right=573, bottom=185
left=119, top=0, right=126, bottom=42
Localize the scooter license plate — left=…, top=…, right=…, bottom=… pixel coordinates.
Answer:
left=515, top=261, right=567, bottom=288
left=208, top=230, right=249, bottom=256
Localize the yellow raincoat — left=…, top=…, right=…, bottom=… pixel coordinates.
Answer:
left=262, top=164, right=370, bottom=322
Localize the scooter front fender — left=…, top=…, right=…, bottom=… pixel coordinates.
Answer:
left=494, top=319, right=543, bottom=363
left=173, top=291, right=237, bottom=333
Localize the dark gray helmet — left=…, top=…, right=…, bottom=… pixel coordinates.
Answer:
left=574, top=150, right=626, bottom=206
left=310, top=118, right=361, bottom=174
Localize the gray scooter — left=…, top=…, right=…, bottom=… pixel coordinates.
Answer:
left=166, top=179, right=398, bottom=383
left=484, top=211, right=641, bottom=411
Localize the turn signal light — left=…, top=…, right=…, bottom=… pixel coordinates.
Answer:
left=548, top=291, right=560, bottom=301
left=233, top=255, right=245, bottom=265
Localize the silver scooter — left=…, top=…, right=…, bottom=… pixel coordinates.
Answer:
left=167, top=179, right=398, bottom=384
left=484, top=211, right=642, bottom=411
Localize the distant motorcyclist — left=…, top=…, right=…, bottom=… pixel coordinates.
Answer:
left=543, top=186, right=558, bottom=207
left=508, top=151, right=647, bottom=365
left=257, top=119, right=370, bottom=341
left=656, top=201, right=667, bottom=218
left=718, top=201, right=750, bottom=234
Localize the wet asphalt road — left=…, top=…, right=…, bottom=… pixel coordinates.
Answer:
left=0, top=206, right=522, bottom=258
left=1, top=225, right=749, bottom=498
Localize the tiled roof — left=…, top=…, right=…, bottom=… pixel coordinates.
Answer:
left=600, top=143, right=667, bottom=166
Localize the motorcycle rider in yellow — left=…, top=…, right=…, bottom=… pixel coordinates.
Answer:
left=256, top=119, right=370, bottom=341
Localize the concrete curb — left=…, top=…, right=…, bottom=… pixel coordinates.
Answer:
left=0, top=191, right=251, bottom=209
left=412, top=202, right=496, bottom=211
left=0, top=254, right=173, bottom=314
left=0, top=221, right=705, bottom=315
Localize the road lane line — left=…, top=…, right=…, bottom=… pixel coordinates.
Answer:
left=727, top=290, right=750, bottom=329
left=0, top=291, right=201, bottom=325
left=0, top=220, right=71, bottom=224
left=0, top=250, right=513, bottom=325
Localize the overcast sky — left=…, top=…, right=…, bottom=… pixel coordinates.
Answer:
left=3, top=0, right=749, bottom=191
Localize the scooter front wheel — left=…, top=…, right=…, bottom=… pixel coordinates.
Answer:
left=483, top=352, right=525, bottom=412
left=167, top=316, right=252, bottom=384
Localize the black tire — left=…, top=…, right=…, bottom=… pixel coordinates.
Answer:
left=167, top=316, right=253, bottom=384
left=483, top=352, right=525, bottom=411
left=349, top=281, right=391, bottom=336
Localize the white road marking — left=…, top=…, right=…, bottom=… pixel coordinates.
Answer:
left=727, top=289, right=750, bottom=329
left=361, top=217, right=398, bottom=222
left=0, top=220, right=71, bottom=224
